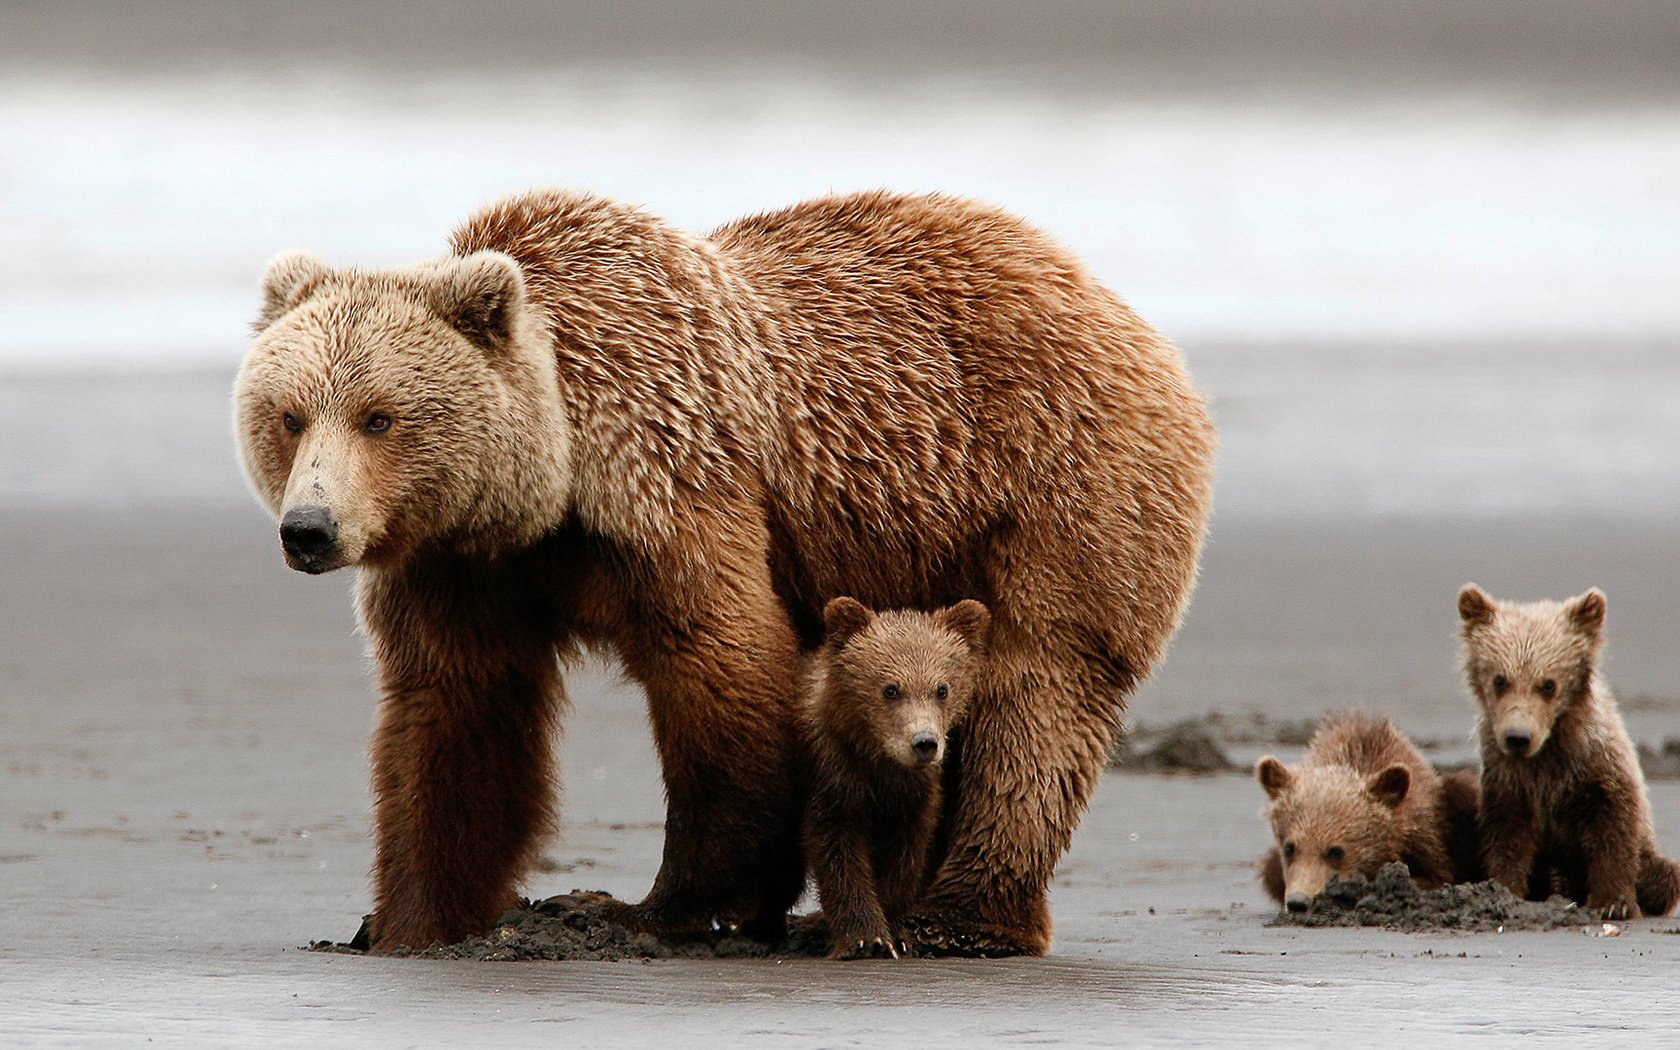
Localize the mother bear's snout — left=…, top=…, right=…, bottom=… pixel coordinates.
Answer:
left=280, top=505, right=340, bottom=573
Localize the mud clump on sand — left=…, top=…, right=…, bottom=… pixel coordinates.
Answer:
left=1638, top=738, right=1680, bottom=779
left=1109, top=712, right=1328, bottom=774
left=1270, top=862, right=1594, bottom=933
left=310, top=891, right=831, bottom=961
left=1120, top=723, right=1235, bottom=773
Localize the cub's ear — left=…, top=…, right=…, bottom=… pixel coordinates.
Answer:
left=1256, top=756, right=1292, bottom=799
left=430, top=251, right=526, bottom=350
left=255, top=250, right=331, bottom=331
left=1457, top=584, right=1497, bottom=627
left=936, top=599, right=991, bottom=652
left=1369, top=765, right=1411, bottom=809
left=822, top=597, right=874, bottom=649
left=1565, top=588, right=1607, bottom=637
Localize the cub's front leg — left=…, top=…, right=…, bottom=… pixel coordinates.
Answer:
left=872, top=785, right=941, bottom=954
left=1478, top=787, right=1541, bottom=899
left=1580, top=782, right=1643, bottom=920
left=807, top=790, right=897, bottom=960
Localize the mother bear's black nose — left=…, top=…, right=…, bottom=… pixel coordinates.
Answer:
left=280, top=506, right=339, bottom=568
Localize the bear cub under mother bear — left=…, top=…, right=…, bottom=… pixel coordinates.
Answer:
left=803, top=597, right=990, bottom=959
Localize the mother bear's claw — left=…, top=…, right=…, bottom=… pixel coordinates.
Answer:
left=902, top=911, right=1040, bottom=959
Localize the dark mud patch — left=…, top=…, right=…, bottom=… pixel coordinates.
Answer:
left=310, top=891, right=831, bottom=961
left=1109, top=711, right=1344, bottom=774
left=1638, top=739, right=1680, bottom=779
left=1268, top=862, right=1595, bottom=933
left=1115, top=711, right=1680, bottom=780
left=1115, top=722, right=1235, bottom=773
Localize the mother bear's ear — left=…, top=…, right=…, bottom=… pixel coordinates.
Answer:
left=255, top=249, right=331, bottom=331
left=822, top=597, right=874, bottom=649
left=430, top=251, right=527, bottom=351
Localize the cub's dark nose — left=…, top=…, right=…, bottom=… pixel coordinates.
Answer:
left=1503, top=730, right=1532, bottom=757
left=280, top=506, right=339, bottom=572
left=1285, top=893, right=1310, bottom=914
left=910, top=731, right=940, bottom=764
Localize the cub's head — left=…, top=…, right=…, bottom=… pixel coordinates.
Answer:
left=1457, top=584, right=1606, bottom=759
left=1255, top=756, right=1413, bottom=913
left=814, top=597, right=990, bottom=769
left=235, top=250, right=571, bottom=572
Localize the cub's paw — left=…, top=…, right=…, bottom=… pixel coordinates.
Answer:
left=831, top=935, right=900, bottom=961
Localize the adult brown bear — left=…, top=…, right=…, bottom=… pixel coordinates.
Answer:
left=234, top=189, right=1215, bottom=954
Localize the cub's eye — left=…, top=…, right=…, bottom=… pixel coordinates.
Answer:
left=1326, top=845, right=1345, bottom=863
left=1282, top=841, right=1296, bottom=860
left=363, top=413, right=392, bottom=434
left=282, top=412, right=302, bottom=434
left=935, top=683, right=949, bottom=700
left=882, top=684, right=900, bottom=701
left=1492, top=674, right=1509, bottom=695
left=1539, top=679, right=1558, bottom=700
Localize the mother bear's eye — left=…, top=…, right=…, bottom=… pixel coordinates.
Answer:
left=935, top=683, right=949, bottom=700
left=364, top=413, right=393, bottom=434
left=882, top=684, right=900, bottom=701
left=282, top=412, right=302, bottom=434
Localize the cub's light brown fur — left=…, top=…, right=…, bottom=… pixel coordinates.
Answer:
left=1459, top=584, right=1680, bottom=918
left=1256, top=713, right=1474, bottom=911
left=235, top=189, right=1215, bottom=954
left=803, top=598, right=988, bottom=959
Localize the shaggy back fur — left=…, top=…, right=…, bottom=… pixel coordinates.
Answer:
left=448, top=189, right=1214, bottom=654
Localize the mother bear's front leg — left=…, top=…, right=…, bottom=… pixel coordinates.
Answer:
left=357, top=555, right=566, bottom=951
left=608, top=530, right=807, bottom=940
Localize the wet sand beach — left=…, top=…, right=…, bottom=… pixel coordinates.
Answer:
left=4, top=491, right=1680, bottom=1043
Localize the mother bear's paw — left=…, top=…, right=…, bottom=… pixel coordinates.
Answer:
left=901, top=906, right=1050, bottom=958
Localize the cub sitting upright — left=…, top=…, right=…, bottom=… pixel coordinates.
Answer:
left=1256, top=713, right=1471, bottom=912
left=804, top=596, right=989, bottom=959
left=1459, top=584, right=1680, bottom=918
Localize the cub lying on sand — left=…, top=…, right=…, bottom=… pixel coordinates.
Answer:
left=1459, top=584, right=1680, bottom=918
left=1257, top=713, right=1481, bottom=911
left=803, top=597, right=989, bottom=959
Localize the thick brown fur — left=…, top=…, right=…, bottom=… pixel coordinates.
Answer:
left=234, top=189, right=1215, bottom=953
left=803, top=598, right=989, bottom=959
left=1256, top=713, right=1469, bottom=911
left=1459, top=584, right=1680, bottom=918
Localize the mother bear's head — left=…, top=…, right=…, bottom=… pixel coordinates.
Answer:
left=234, top=250, right=572, bottom=573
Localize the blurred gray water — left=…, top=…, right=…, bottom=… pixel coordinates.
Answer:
left=5, top=70, right=1680, bottom=363
left=5, top=6, right=1678, bottom=522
